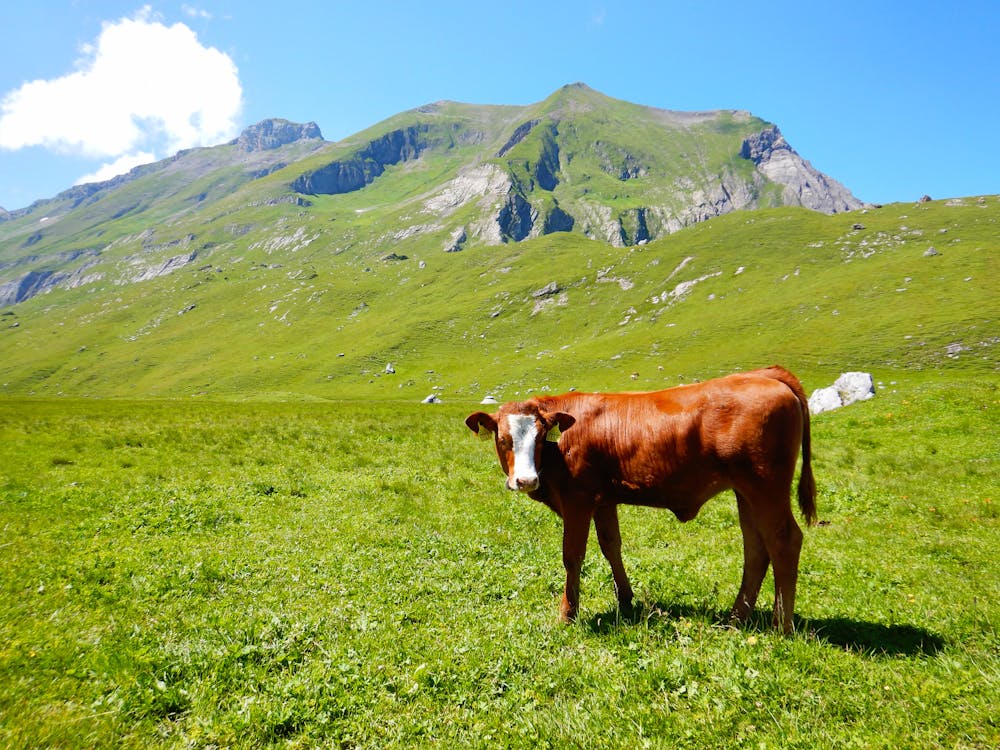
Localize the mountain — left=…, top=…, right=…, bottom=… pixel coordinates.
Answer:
left=0, top=84, right=994, bottom=400
left=1, top=85, right=859, bottom=290
left=285, top=84, right=861, bottom=248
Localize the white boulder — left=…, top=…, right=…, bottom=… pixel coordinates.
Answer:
left=808, top=372, right=876, bottom=415
left=807, top=386, right=843, bottom=415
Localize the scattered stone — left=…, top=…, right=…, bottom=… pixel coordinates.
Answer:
left=444, top=226, right=467, bottom=253
left=385, top=363, right=395, bottom=374
left=421, top=394, right=443, bottom=404
left=924, top=247, right=940, bottom=257
left=480, top=396, right=498, bottom=405
left=532, top=281, right=560, bottom=298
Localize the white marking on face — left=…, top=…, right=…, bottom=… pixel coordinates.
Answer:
left=507, top=413, right=541, bottom=491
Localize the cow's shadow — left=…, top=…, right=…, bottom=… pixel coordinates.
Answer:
left=584, top=601, right=946, bottom=657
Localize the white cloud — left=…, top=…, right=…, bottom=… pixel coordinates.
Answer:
left=0, top=6, right=241, bottom=181
left=181, top=5, right=213, bottom=20
left=75, top=151, right=158, bottom=186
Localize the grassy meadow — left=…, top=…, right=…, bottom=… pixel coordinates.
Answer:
left=1, top=377, right=997, bottom=748
left=3, top=83, right=996, bottom=747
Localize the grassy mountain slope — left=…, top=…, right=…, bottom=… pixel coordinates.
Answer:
left=0, top=85, right=993, bottom=400
left=1, top=192, right=995, bottom=400
left=0, top=85, right=859, bottom=296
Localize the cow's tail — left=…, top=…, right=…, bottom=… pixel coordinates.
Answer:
left=760, top=365, right=817, bottom=526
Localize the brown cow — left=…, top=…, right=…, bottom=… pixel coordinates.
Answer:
left=465, top=365, right=816, bottom=633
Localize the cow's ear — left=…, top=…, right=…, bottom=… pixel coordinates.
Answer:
left=544, top=412, right=575, bottom=442
left=465, top=412, right=497, bottom=439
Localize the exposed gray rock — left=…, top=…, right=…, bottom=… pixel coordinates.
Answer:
left=424, top=165, right=510, bottom=218
left=497, top=191, right=537, bottom=241
left=617, top=208, right=651, bottom=246
left=421, top=394, right=443, bottom=404
left=595, top=141, right=648, bottom=180
left=542, top=204, right=574, bottom=233
left=945, top=342, right=968, bottom=359
left=740, top=126, right=863, bottom=213
left=496, top=119, right=540, bottom=157
left=0, top=258, right=103, bottom=306
left=532, top=123, right=561, bottom=191
left=532, top=281, right=561, bottom=298
left=0, top=269, right=56, bottom=306
left=443, top=226, right=467, bottom=253
left=418, top=98, right=863, bottom=249
left=120, top=251, right=197, bottom=285
left=291, top=126, right=428, bottom=195
left=233, top=119, right=323, bottom=152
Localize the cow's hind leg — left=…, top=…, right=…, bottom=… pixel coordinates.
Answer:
left=765, top=510, right=803, bottom=634
left=594, top=504, right=634, bottom=612
left=559, top=508, right=592, bottom=622
left=731, top=485, right=803, bottom=634
left=730, top=491, right=770, bottom=626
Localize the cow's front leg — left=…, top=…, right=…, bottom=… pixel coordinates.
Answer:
left=560, top=508, right=592, bottom=622
left=594, top=504, right=634, bottom=612
left=730, top=492, right=770, bottom=625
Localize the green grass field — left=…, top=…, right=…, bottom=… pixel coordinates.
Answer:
left=3, top=85, right=996, bottom=747
left=1, top=376, right=997, bottom=748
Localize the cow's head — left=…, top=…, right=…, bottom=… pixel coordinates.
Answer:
left=466, top=403, right=575, bottom=492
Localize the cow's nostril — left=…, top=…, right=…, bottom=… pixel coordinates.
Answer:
left=516, top=476, right=539, bottom=491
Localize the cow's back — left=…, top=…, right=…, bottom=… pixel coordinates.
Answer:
left=535, top=372, right=805, bottom=513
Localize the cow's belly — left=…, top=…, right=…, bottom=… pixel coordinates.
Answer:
left=610, top=473, right=730, bottom=521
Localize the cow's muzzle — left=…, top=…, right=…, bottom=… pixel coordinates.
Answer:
left=508, top=475, right=539, bottom=492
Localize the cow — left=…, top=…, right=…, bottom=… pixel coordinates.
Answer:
left=465, top=365, right=816, bottom=633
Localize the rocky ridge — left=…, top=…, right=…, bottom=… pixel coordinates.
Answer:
left=0, top=84, right=867, bottom=305
left=232, top=119, right=323, bottom=152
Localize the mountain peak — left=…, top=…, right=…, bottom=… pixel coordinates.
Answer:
left=233, top=119, right=324, bottom=152
left=539, top=82, right=610, bottom=110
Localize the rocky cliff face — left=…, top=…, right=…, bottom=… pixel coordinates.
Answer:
left=233, top=119, right=323, bottom=152
left=384, top=92, right=865, bottom=248
left=740, top=126, right=862, bottom=213
left=290, top=125, right=429, bottom=195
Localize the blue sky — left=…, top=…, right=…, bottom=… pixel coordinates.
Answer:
left=1, top=1, right=997, bottom=211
